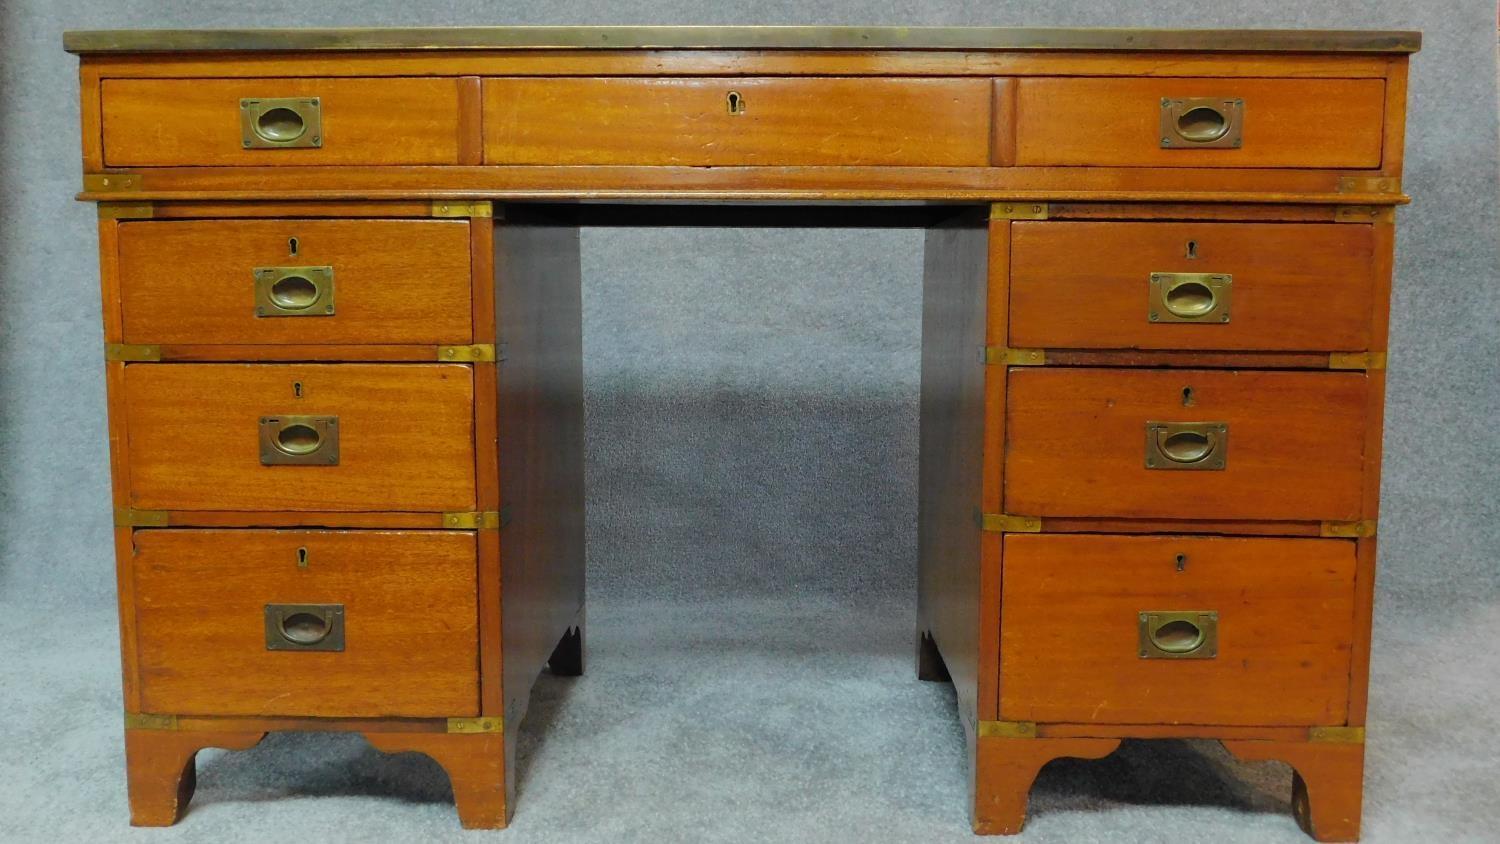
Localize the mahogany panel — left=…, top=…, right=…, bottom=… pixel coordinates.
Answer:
left=133, top=529, right=479, bottom=717
left=118, top=219, right=473, bottom=345
left=1000, top=534, right=1356, bottom=725
left=102, top=77, right=463, bottom=166
left=1015, top=77, right=1385, bottom=168
left=1004, top=368, right=1367, bottom=521
left=484, top=77, right=992, bottom=166
left=124, top=363, right=476, bottom=511
left=1009, top=221, right=1376, bottom=351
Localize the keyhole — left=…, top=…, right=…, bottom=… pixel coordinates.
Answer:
left=1181, top=386, right=1195, bottom=407
left=293, top=381, right=304, bottom=398
left=297, top=547, right=309, bottom=568
left=1175, top=553, right=1188, bottom=572
left=1186, top=240, right=1198, bottom=259
left=726, top=91, right=744, bottom=114
left=289, top=237, right=299, bottom=256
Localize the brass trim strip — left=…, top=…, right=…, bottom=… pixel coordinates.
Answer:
left=981, top=513, right=1042, bottom=533
left=1334, top=205, right=1395, bottom=224
left=1321, top=520, right=1377, bottom=538
left=442, top=510, right=506, bottom=530
left=115, top=508, right=169, bottom=527
left=1329, top=352, right=1387, bottom=371
left=983, top=347, right=1046, bottom=366
left=446, top=716, right=505, bottom=734
left=124, top=713, right=179, bottom=731
left=105, top=343, right=161, bottom=362
left=978, top=720, right=1038, bottom=739
left=438, top=344, right=496, bottom=362
left=83, top=173, right=144, bottom=192
left=991, top=202, right=1049, bottom=221
left=97, top=202, right=154, bottom=220
left=1309, top=726, right=1365, bottom=744
left=431, top=200, right=494, bottom=218
left=62, top=27, right=1422, bottom=55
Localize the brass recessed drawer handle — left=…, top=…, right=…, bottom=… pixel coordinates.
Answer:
left=254, top=266, right=335, bottom=317
left=1145, top=421, right=1227, bottom=471
left=259, top=415, right=340, bottom=465
left=1139, top=611, right=1217, bottom=659
left=240, top=97, right=323, bottom=149
left=265, top=603, right=344, bottom=651
left=1159, top=97, right=1243, bottom=149
left=1148, top=273, right=1231, bottom=323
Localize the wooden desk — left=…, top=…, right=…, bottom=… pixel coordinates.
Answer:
left=65, top=26, right=1418, bottom=840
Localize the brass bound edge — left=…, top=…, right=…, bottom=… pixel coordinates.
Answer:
left=1329, top=351, right=1387, bottom=371
left=1309, top=726, right=1365, bottom=744
left=981, top=513, right=1042, bottom=533
left=431, top=200, right=494, bottom=219
left=983, top=347, right=1046, bottom=366
left=1321, top=520, right=1377, bottom=538
left=978, top=720, right=1038, bottom=739
left=115, top=508, right=169, bottom=527
left=105, top=343, right=161, bottom=362
left=990, top=202, right=1049, bottom=221
left=438, top=344, right=497, bottom=362
left=447, top=716, right=504, bottom=734
left=124, top=713, right=179, bottom=731
left=442, top=509, right=508, bottom=530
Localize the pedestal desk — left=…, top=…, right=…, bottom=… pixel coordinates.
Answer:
left=64, top=26, right=1418, bottom=840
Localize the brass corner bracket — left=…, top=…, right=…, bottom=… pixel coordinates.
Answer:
left=1321, top=520, right=1377, bottom=538
left=431, top=200, right=495, bottom=219
left=978, top=720, right=1038, bottom=739
left=441, top=508, right=510, bottom=530
left=983, top=347, right=1046, bottom=366
left=1309, top=726, right=1365, bottom=744
left=124, top=712, right=179, bottom=731
left=115, top=508, right=168, bottom=527
left=105, top=343, right=161, bottom=362
left=438, top=344, right=497, bottom=363
left=447, top=716, right=504, bottom=734
left=83, top=173, right=144, bottom=193
left=1334, top=205, right=1395, bottom=224
left=981, top=513, right=1042, bottom=534
left=97, top=201, right=154, bottom=220
left=1329, top=352, right=1387, bottom=371
left=1336, top=176, right=1400, bottom=195
left=991, top=202, right=1048, bottom=221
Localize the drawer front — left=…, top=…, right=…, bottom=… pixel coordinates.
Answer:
left=1009, top=222, right=1376, bottom=351
left=124, top=364, right=476, bottom=511
left=133, top=529, right=479, bottom=717
left=1014, top=77, right=1385, bottom=168
left=1005, top=369, right=1366, bottom=521
left=101, top=78, right=463, bottom=166
left=118, top=219, right=474, bottom=345
left=483, top=77, right=992, bottom=166
left=1000, top=534, right=1355, bottom=725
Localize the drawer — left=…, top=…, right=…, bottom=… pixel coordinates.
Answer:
left=118, top=219, right=474, bottom=345
left=124, top=364, right=476, bottom=512
left=1009, top=222, right=1376, bottom=351
left=132, top=529, right=479, bottom=717
left=101, top=77, right=463, bottom=166
left=1014, top=77, right=1385, bottom=168
left=1005, top=368, right=1366, bottom=521
left=483, top=77, right=992, bottom=166
left=999, top=534, right=1355, bottom=726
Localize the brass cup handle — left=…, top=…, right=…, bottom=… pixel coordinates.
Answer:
left=1148, top=273, right=1232, bottom=323
left=265, top=603, right=345, bottom=651
left=259, top=415, right=340, bottom=465
left=1139, top=611, right=1218, bottom=659
left=240, top=97, right=324, bottom=149
left=254, top=266, right=335, bottom=317
left=1145, top=421, right=1228, bottom=471
left=1159, top=97, right=1244, bottom=149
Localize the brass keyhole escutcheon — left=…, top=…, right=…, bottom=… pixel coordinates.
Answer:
left=255, top=106, right=307, bottom=143
left=274, top=423, right=322, bottom=455
left=269, top=275, right=320, bottom=310
left=1175, top=106, right=1228, bottom=142
left=726, top=91, right=745, bottom=114
left=1163, top=279, right=1217, bottom=319
left=1159, top=429, right=1213, bottom=463
left=279, top=610, right=330, bottom=645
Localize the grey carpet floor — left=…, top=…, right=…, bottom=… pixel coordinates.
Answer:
left=0, top=596, right=1495, bottom=843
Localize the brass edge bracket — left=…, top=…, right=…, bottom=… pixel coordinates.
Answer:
left=983, top=347, right=1047, bottom=366
left=981, top=513, right=1042, bottom=533
left=1337, top=176, right=1400, bottom=194
left=978, top=720, right=1038, bottom=739
left=115, top=508, right=169, bottom=527
left=431, top=200, right=495, bottom=219
left=1321, top=520, right=1377, bottom=538
left=105, top=343, right=161, bottom=362
left=1329, top=352, right=1387, bottom=371
left=447, top=716, right=504, bottom=734
left=438, top=343, right=496, bottom=363
left=1309, top=726, right=1366, bottom=744
left=990, top=202, right=1048, bottom=221
left=442, top=509, right=508, bottom=530
left=124, top=712, right=179, bottom=731
left=97, top=201, right=154, bottom=220
left=83, top=173, right=144, bottom=193
left=1334, top=205, right=1395, bottom=224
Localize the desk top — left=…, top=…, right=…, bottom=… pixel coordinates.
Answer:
left=62, top=26, right=1421, bottom=55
